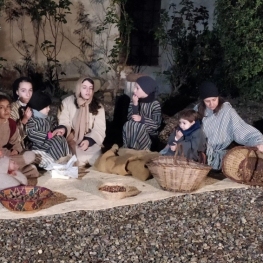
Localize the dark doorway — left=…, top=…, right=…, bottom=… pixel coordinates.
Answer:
left=125, top=0, right=162, bottom=66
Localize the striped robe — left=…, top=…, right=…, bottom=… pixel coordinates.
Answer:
left=200, top=102, right=263, bottom=170
left=26, top=115, right=70, bottom=167
left=122, top=100, right=162, bottom=150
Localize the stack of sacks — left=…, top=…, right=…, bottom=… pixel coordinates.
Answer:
left=94, top=144, right=160, bottom=181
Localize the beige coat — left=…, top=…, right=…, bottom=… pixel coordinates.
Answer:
left=58, top=95, right=106, bottom=166
left=58, top=95, right=106, bottom=146
left=0, top=120, right=22, bottom=153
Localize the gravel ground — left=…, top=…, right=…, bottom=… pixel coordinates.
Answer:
left=1, top=188, right=263, bottom=262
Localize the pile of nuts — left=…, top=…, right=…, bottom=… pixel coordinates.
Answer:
left=99, top=185, right=126, bottom=193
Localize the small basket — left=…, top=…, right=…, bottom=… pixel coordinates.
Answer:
left=147, top=147, right=211, bottom=192
left=222, top=146, right=263, bottom=185
left=98, top=182, right=141, bottom=200
left=0, top=186, right=53, bottom=211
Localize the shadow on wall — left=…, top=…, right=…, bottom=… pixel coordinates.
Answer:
left=103, top=94, right=130, bottom=152
left=161, top=94, right=197, bottom=116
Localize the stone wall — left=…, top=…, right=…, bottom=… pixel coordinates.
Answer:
left=0, top=0, right=216, bottom=95
left=0, top=0, right=117, bottom=90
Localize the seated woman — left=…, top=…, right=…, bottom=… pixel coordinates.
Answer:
left=10, top=77, right=34, bottom=149
left=52, top=77, right=106, bottom=167
left=160, top=109, right=206, bottom=162
left=0, top=94, right=38, bottom=178
left=196, top=81, right=263, bottom=170
left=122, top=76, right=162, bottom=150
left=26, top=91, right=70, bottom=168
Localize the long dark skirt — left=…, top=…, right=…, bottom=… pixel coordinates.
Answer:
left=122, top=120, right=152, bottom=150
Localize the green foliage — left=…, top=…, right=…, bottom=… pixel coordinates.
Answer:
left=154, top=0, right=222, bottom=96
left=67, top=2, right=97, bottom=76
left=215, top=0, right=263, bottom=100
left=0, top=57, right=7, bottom=74
left=95, top=0, right=133, bottom=76
left=5, top=0, right=71, bottom=95
left=0, top=0, right=4, bottom=11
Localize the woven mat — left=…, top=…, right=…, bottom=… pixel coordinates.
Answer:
left=8, top=191, right=69, bottom=215
left=0, top=169, right=249, bottom=219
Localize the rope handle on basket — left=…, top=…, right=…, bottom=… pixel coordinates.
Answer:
left=242, top=146, right=258, bottom=182
left=174, top=144, right=188, bottom=164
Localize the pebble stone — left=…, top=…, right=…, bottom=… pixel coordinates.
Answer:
left=1, top=188, right=263, bottom=262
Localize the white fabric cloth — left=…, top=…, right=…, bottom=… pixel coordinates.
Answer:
left=0, top=171, right=28, bottom=191
left=33, top=150, right=55, bottom=168
left=75, top=144, right=102, bottom=166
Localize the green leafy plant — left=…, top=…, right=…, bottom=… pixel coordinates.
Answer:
left=31, top=0, right=71, bottom=92
left=62, top=1, right=99, bottom=77
left=215, top=0, right=263, bottom=100
left=4, top=0, right=71, bottom=95
left=0, top=57, right=7, bottom=76
left=154, top=0, right=222, bottom=96
left=95, top=0, right=134, bottom=96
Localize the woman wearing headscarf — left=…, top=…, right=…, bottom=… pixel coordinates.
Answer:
left=196, top=81, right=263, bottom=170
left=52, top=77, right=106, bottom=166
left=122, top=76, right=162, bottom=150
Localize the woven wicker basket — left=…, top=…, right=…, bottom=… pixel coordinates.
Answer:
left=222, top=146, right=263, bottom=185
left=98, top=182, right=141, bottom=200
left=147, top=154, right=211, bottom=192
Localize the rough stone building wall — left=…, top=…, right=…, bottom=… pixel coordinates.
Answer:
left=0, top=0, right=215, bottom=94
left=0, top=0, right=118, bottom=91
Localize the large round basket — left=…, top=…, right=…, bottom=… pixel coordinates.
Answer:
left=222, top=146, right=263, bottom=185
left=0, top=186, right=53, bottom=211
left=147, top=156, right=211, bottom=192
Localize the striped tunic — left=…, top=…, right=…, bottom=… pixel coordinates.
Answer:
left=26, top=115, right=70, bottom=167
left=122, top=100, right=162, bottom=150
left=199, top=102, right=263, bottom=170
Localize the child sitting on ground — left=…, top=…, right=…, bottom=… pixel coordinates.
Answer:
left=0, top=150, right=28, bottom=191
left=0, top=94, right=38, bottom=178
left=26, top=90, right=70, bottom=168
left=160, top=109, right=206, bottom=162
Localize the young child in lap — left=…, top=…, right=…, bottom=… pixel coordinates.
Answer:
left=160, top=109, right=206, bottom=162
left=0, top=150, right=28, bottom=191
left=26, top=91, right=70, bottom=168
left=0, top=94, right=38, bottom=178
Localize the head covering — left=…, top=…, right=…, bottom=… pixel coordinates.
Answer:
left=136, top=76, right=157, bottom=95
left=73, top=77, right=94, bottom=144
left=28, top=90, right=52, bottom=111
left=199, top=81, right=219, bottom=99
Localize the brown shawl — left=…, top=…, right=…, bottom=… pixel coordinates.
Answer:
left=73, top=77, right=93, bottom=144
